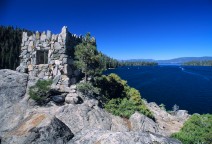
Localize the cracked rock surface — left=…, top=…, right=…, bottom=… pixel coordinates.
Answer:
left=0, top=70, right=184, bottom=144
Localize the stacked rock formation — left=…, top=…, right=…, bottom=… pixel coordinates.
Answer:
left=16, top=26, right=82, bottom=90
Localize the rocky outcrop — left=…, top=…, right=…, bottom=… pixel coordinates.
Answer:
left=0, top=69, right=28, bottom=109
left=56, top=100, right=112, bottom=134
left=129, top=112, right=163, bottom=134
left=56, top=100, right=167, bottom=135
left=2, top=113, right=74, bottom=144
left=146, top=102, right=190, bottom=136
left=0, top=69, right=185, bottom=143
left=69, top=129, right=181, bottom=144
left=0, top=69, right=28, bottom=134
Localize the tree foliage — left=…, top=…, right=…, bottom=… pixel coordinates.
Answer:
left=171, top=114, right=212, bottom=144
left=0, top=26, right=33, bottom=70
left=95, top=73, right=154, bottom=119
left=29, top=80, right=52, bottom=105
left=77, top=82, right=100, bottom=98
left=95, top=73, right=128, bottom=100
left=119, top=61, right=158, bottom=66
left=98, top=52, right=120, bottom=69
left=74, top=33, right=104, bottom=81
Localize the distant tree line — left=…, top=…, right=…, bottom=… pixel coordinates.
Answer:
left=183, top=60, right=212, bottom=66
left=119, top=61, right=158, bottom=66
left=98, top=52, right=120, bottom=69
left=0, top=26, right=33, bottom=70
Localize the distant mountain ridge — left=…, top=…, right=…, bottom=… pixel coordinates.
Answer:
left=122, top=57, right=212, bottom=64
left=157, top=57, right=212, bottom=64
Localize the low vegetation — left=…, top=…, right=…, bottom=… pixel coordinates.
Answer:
left=95, top=74, right=154, bottom=119
left=171, top=114, right=212, bottom=144
left=77, top=82, right=100, bottom=98
left=29, top=80, right=52, bottom=105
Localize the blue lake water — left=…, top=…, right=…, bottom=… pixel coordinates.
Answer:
left=105, top=66, right=212, bottom=114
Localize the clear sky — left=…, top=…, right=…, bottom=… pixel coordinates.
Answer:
left=0, top=0, right=212, bottom=60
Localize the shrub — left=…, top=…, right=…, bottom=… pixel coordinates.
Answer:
left=159, top=103, right=166, bottom=110
left=77, top=82, right=100, bottom=98
left=29, top=79, right=52, bottom=105
left=171, top=114, right=212, bottom=144
left=105, top=98, right=154, bottom=119
left=105, top=98, right=136, bottom=118
left=95, top=73, right=128, bottom=100
left=95, top=73, right=154, bottom=119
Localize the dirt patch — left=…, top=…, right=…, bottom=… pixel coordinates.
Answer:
left=9, top=114, right=46, bottom=136
left=30, top=114, right=46, bottom=127
left=123, top=118, right=132, bottom=130
left=95, top=141, right=102, bottom=144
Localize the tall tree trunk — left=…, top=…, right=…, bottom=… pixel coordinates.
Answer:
left=85, top=72, right=87, bottom=83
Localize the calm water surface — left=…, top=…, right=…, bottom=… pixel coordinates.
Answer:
left=105, top=66, right=212, bottom=114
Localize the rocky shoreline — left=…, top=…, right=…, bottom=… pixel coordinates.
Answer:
left=0, top=69, right=189, bottom=144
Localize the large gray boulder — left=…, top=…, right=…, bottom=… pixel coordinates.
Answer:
left=56, top=100, right=167, bottom=136
left=0, top=69, right=184, bottom=143
left=0, top=70, right=28, bottom=134
left=129, top=111, right=163, bottom=134
left=0, top=69, right=28, bottom=109
left=146, top=102, right=190, bottom=136
left=56, top=100, right=112, bottom=134
left=110, top=115, right=130, bottom=132
left=175, top=110, right=189, bottom=120
left=2, top=113, right=74, bottom=144
left=69, top=129, right=182, bottom=144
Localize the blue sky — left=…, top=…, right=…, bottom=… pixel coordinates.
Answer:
left=1, top=0, right=212, bottom=60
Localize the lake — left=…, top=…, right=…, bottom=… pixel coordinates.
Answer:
left=105, top=66, right=212, bottom=114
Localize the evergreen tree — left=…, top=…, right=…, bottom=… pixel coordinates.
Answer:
left=0, top=26, right=33, bottom=70
left=74, top=33, right=103, bottom=81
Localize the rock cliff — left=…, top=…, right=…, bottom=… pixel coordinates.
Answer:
left=0, top=69, right=188, bottom=144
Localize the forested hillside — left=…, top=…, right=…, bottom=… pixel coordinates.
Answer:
left=183, top=60, right=212, bottom=66
left=119, top=61, right=158, bottom=66
left=0, top=26, right=33, bottom=70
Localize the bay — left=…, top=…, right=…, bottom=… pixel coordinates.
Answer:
left=104, top=66, right=212, bottom=114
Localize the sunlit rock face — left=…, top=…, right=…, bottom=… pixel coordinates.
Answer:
left=0, top=65, right=185, bottom=143
left=0, top=69, right=28, bottom=134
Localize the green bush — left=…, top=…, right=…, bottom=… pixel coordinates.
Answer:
left=95, top=73, right=154, bottom=119
left=159, top=103, right=166, bottom=110
left=29, top=79, right=52, bottom=105
left=105, top=98, right=136, bottom=118
left=171, top=114, right=212, bottom=144
left=105, top=97, right=154, bottom=119
left=95, top=73, right=128, bottom=100
left=77, top=82, right=100, bottom=98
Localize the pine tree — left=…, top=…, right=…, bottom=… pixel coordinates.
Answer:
left=0, top=26, right=33, bottom=70
left=74, top=33, right=103, bottom=82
